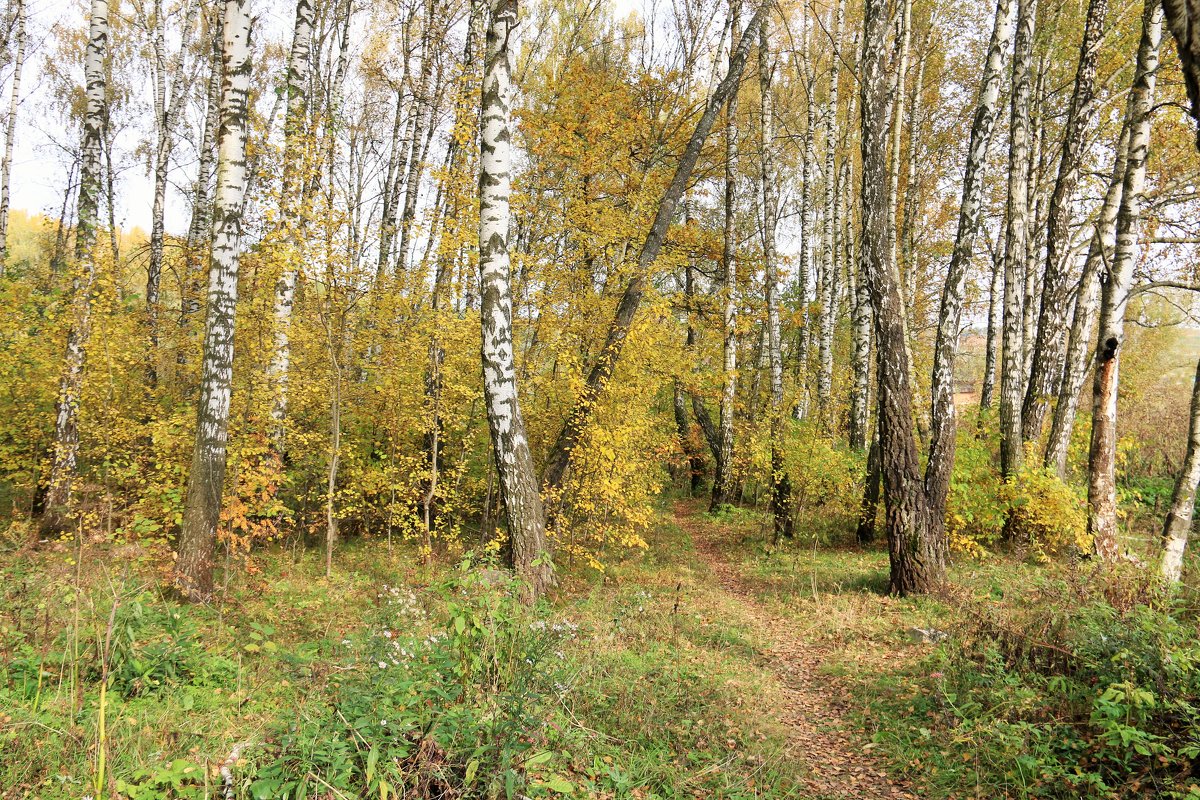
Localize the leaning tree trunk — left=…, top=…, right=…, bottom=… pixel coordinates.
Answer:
left=1162, top=358, right=1200, bottom=583
left=266, top=0, right=314, bottom=454
left=175, top=0, right=253, bottom=601
left=999, top=0, right=1037, bottom=478
left=925, top=0, right=1017, bottom=514
left=1023, top=0, right=1109, bottom=443
left=711, top=0, right=740, bottom=512
left=760, top=11, right=792, bottom=541
left=0, top=0, right=26, bottom=266
left=815, top=0, right=845, bottom=432
left=39, top=0, right=109, bottom=538
left=541, top=1, right=767, bottom=496
left=479, top=0, right=553, bottom=601
left=1045, top=119, right=1131, bottom=477
left=860, top=0, right=944, bottom=595
left=1088, top=0, right=1162, bottom=561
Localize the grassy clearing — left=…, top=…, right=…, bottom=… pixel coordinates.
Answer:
left=1, top=512, right=811, bottom=799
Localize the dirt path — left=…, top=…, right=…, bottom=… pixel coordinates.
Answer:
left=676, top=501, right=917, bottom=800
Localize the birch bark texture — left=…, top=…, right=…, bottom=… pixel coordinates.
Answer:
left=760, top=11, right=792, bottom=541
left=176, top=0, right=253, bottom=601
left=268, top=0, right=315, bottom=451
left=1023, top=0, right=1109, bottom=443
left=40, top=0, right=110, bottom=538
left=815, top=0, right=845, bottom=430
left=925, top=0, right=1017, bottom=510
left=1162, top=358, right=1200, bottom=583
left=0, top=0, right=26, bottom=266
left=1088, top=0, right=1162, bottom=561
left=860, top=0, right=946, bottom=595
left=712, top=0, right=740, bottom=512
left=478, top=0, right=553, bottom=601
left=1000, top=0, right=1037, bottom=478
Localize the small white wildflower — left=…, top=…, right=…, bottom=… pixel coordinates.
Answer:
left=378, top=661, right=388, bottom=669
left=381, top=720, right=387, bottom=726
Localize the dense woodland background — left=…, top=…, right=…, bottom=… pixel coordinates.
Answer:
left=4, top=0, right=1200, bottom=797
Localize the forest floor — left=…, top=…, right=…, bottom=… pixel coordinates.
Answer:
left=676, top=501, right=918, bottom=799
left=0, top=498, right=1050, bottom=799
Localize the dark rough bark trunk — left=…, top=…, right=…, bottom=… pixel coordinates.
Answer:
left=541, top=2, right=767, bottom=495
left=857, top=420, right=882, bottom=544
left=1088, top=0, right=1162, bottom=561
left=1162, top=358, right=1200, bottom=583
left=860, top=0, right=945, bottom=595
left=1161, top=1, right=1200, bottom=152
left=1023, top=0, right=1109, bottom=444
left=1000, top=0, right=1038, bottom=478
left=479, top=0, right=552, bottom=601
left=176, top=0, right=253, bottom=601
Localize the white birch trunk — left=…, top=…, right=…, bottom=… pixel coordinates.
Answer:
left=815, top=0, right=844, bottom=431
left=176, top=0, right=253, bottom=601
left=267, top=0, right=314, bottom=451
left=999, top=0, right=1037, bottom=478
left=40, top=0, right=109, bottom=537
left=1088, top=0, right=1162, bottom=561
left=479, top=0, right=552, bottom=600
left=1162, top=358, right=1200, bottom=583
left=0, top=0, right=26, bottom=266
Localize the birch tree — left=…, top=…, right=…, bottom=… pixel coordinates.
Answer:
left=711, top=0, right=740, bottom=511
left=479, top=0, right=552, bottom=600
left=0, top=0, right=25, bottom=266
left=1162, top=358, right=1200, bottom=583
left=176, top=0, right=253, bottom=601
left=815, top=0, right=844, bottom=431
left=39, top=0, right=110, bottom=538
left=267, top=0, right=315, bottom=452
left=925, top=0, right=1016, bottom=504
left=999, top=0, right=1037, bottom=478
left=1087, top=0, right=1162, bottom=561
left=760, top=11, right=790, bottom=540
left=1023, top=0, right=1109, bottom=443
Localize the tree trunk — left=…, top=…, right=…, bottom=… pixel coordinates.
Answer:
left=711, top=0, right=741, bottom=512
left=1023, top=0, right=1109, bottom=443
left=266, top=0, right=314, bottom=454
left=999, top=0, right=1037, bottom=478
left=980, top=236, right=1003, bottom=410
left=1044, top=119, right=1131, bottom=477
left=0, top=0, right=26, bottom=267
left=1162, top=358, right=1200, bottom=583
left=39, top=0, right=109, bottom=538
left=175, top=0, right=253, bottom=601
left=179, top=5, right=223, bottom=366
left=794, top=11, right=817, bottom=421
left=1161, top=1, right=1200, bottom=152
left=815, top=0, right=845, bottom=431
left=925, top=0, right=1017, bottom=514
left=1088, top=0, right=1162, bottom=561
left=479, top=0, right=552, bottom=601
left=540, top=1, right=767, bottom=495
left=146, top=0, right=199, bottom=378
left=760, top=11, right=792, bottom=541
left=860, top=0, right=944, bottom=595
